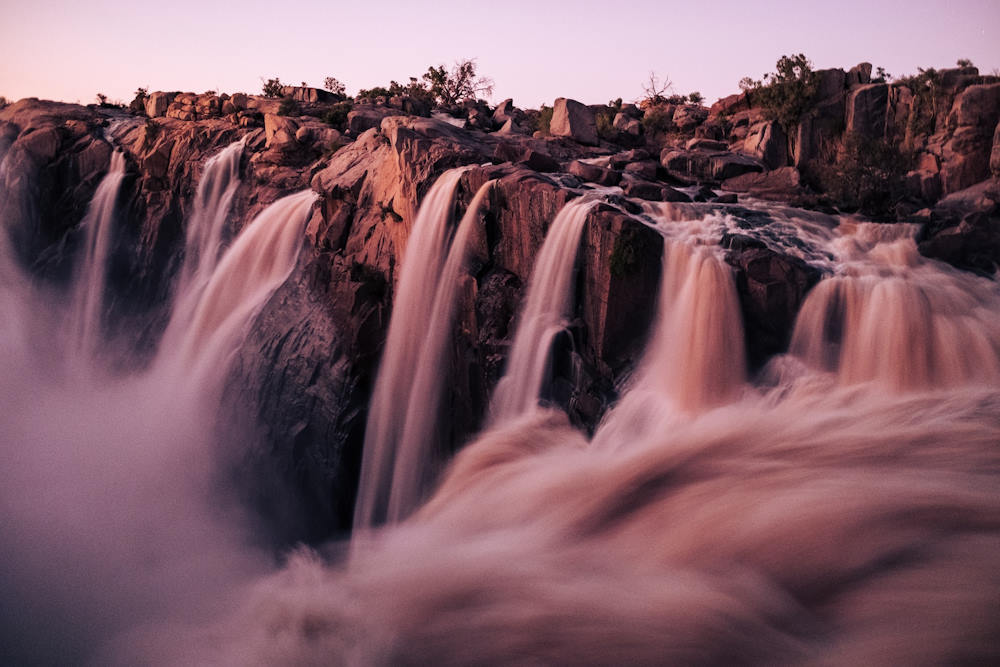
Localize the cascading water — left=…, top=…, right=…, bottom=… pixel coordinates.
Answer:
left=66, top=149, right=126, bottom=365
left=3, top=128, right=1000, bottom=664
left=354, top=167, right=487, bottom=529
left=161, top=138, right=245, bottom=350
left=489, top=196, right=599, bottom=422
left=593, top=209, right=747, bottom=449
left=788, top=221, right=1000, bottom=390
left=0, top=137, right=316, bottom=663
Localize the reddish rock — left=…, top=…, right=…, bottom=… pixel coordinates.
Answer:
left=846, top=83, right=889, bottom=138
left=743, top=121, right=787, bottom=169
left=550, top=98, right=598, bottom=146
left=568, top=160, right=621, bottom=186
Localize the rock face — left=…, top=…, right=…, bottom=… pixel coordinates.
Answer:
left=8, top=60, right=1000, bottom=545
left=550, top=98, right=598, bottom=146
left=743, top=121, right=787, bottom=169
left=723, top=237, right=824, bottom=368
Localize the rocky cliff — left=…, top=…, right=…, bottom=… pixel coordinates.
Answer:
left=2, top=67, right=997, bottom=541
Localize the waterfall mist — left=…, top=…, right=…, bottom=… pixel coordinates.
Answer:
left=2, top=146, right=999, bottom=665
left=0, top=140, right=317, bottom=664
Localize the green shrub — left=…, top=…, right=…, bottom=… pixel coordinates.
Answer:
left=278, top=97, right=300, bottom=117
left=533, top=105, right=554, bottom=134
left=323, top=101, right=353, bottom=128
left=739, top=54, right=818, bottom=131
left=262, top=77, right=283, bottom=98
left=596, top=111, right=616, bottom=140
left=642, top=106, right=673, bottom=135
left=324, top=77, right=346, bottom=96
left=819, top=134, right=913, bottom=219
left=895, top=67, right=942, bottom=139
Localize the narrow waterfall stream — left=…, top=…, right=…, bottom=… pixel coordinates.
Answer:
left=489, top=196, right=599, bottom=422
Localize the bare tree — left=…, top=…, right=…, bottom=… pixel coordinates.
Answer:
left=641, top=71, right=673, bottom=106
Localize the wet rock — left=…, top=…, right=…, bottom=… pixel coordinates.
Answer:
left=725, top=245, right=824, bottom=369
left=568, top=160, right=621, bottom=186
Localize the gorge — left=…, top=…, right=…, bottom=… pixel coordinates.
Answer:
left=1, top=64, right=999, bottom=664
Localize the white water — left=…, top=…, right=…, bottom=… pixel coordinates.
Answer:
left=0, top=142, right=316, bottom=663
left=788, top=221, right=1000, bottom=390
left=162, top=138, right=245, bottom=349
left=354, top=167, right=471, bottom=530
left=489, top=197, right=599, bottom=422
left=66, top=150, right=126, bottom=364
left=3, top=144, right=1000, bottom=665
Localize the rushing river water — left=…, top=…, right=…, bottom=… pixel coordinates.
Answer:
left=1, top=152, right=998, bottom=664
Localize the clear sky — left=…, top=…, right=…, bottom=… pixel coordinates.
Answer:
left=2, top=0, right=998, bottom=109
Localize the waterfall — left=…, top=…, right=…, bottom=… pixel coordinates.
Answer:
left=592, top=216, right=746, bottom=450
left=166, top=189, right=316, bottom=384
left=789, top=221, right=1000, bottom=391
left=163, top=138, right=245, bottom=347
left=66, top=150, right=126, bottom=364
left=489, top=197, right=598, bottom=422
left=354, top=167, right=486, bottom=530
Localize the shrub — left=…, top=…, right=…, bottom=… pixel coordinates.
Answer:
left=324, top=77, right=346, bottom=96
left=596, top=110, right=616, bottom=140
left=323, top=101, right=353, bottom=128
left=422, top=59, right=493, bottom=106
left=641, top=71, right=673, bottom=108
left=895, top=67, right=942, bottom=138
left=642, top=106, right=673, bottom=135
left=687, top=91, right=704, bottom=105
left=819, top=134, right=913, bottom=219
left=532, top=105, right=554, bottom=134
left=278, top=97, right=300, bottom=117
left=261, top=77, right=283, bottom=98
left=739, top=54, right=818, bottom=130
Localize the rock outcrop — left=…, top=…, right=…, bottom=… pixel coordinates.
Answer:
left=550, top=98, right=598, bottom=146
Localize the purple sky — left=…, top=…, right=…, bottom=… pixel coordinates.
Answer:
left=2, top=0, right=998, bottom=109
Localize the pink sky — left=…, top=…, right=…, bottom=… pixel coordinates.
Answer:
left=2, top=0, right=998, bottom=109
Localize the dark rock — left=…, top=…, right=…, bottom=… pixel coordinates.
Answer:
left=743, top=121, right=787, bottom=169
left=846, top=84, right=889, bottom=138
left=622, top=177, right=667, bottom=201
left=661, top=147, right=765, bottom=183
left=713, top=193, right=738, bottom=204
left=568, top=160, right=621, bottom=186
left=919, top=206, right=1000, bottom=275
left=725, top=245, right=824, bottom=369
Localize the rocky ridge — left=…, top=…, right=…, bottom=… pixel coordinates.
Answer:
left=2, top=65, right=998, bottom=540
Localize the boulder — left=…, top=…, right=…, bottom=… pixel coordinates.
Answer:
left=145, top=91, right=176, bottom=118
left=264, top=113, right=300, bottom=150
left=947, top=83, right=1000, bottom=130
left=846, top=83, right=889, bottom=138
left=493, top=98, right=516, bottom=125
left=743, top=121, right=788, bottom=169
left=710, top=93, right=748, bottom=117
left=612, top=112, right=642, bottom=141
left=550, top=98, right=598, bottom=146
left=496, top=118, right=525, bottom=135
left=724, top=243, right=824, bottom=368
left=919, top=207, right=1000, bottom=275
left=686, top=137, right=727, bottom=151
left=568, top=160, right=621, bottom=186
left=280, top=86, right=338, bottom=104
left=623, top=160, right=658, bottom=180
left=814, top=68, right=847, bottom=101
left=721, top=167, right=805, bottom=201
left=346, top=105, right=397, bottom=135
left=661, top=148, right=765, bottom=183
left=230, top=93, right=248, bottom=111
left=846, top=62, right=873, bottom=87
left=621, top=177, right=667, bottom=201
left=672, top=105, right=709, bottom=132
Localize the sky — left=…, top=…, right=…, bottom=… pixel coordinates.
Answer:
left=1, top=0, right=999, bottom=109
